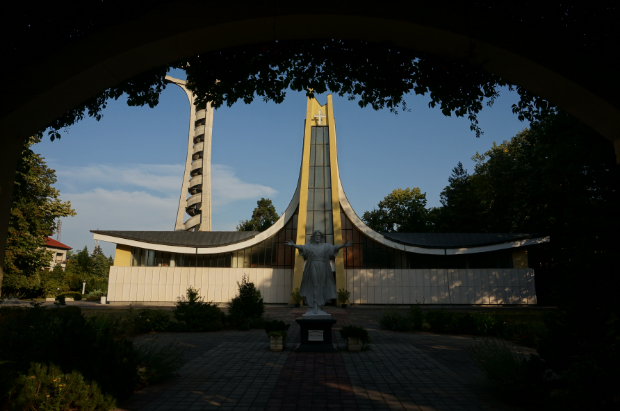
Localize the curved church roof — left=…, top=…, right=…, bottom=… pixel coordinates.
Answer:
left=90, top=230, right=258, bottom=248
left=381, top=232, right=545, bottom=249
left=92, top=95, right=550, bottom=257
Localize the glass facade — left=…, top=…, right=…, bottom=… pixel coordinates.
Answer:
left=130, top=208, right=298, bottom=268
left=306, top=126, right=334, bottom=244
left=340, top=207, right=514, bottom=269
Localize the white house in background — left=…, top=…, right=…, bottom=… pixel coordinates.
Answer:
left=44, top=237, right=72, bottom=270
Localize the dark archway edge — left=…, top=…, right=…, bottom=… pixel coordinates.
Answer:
left=1, top=1, right=619, bottom=150
left=1, top=1, right=619, bottom=293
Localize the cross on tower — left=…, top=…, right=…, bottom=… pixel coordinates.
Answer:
left=314, top=110, right=326, bottom=125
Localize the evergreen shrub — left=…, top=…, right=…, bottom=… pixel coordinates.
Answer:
left=451, top=313, right=476, bottom=334
left=379, top=307, right=403, bottom=330
left=8, top=362, right=116, bottom=411
left=425, top=309, right=455, bottom=332
left=290, top=288, right=302, bottom=304
left=0, top=303, right=139, bottom=402
left=134, top=340, right=185, bottom=388
left=173, top=287, right=225, bottom=332
left=57, top=291, right=82, bottom=301
left=467, top=338, right=554, bottom=407
left=228, top=275, right=264, bottom=330
left=379, top=305, right=425, bottom=332
left=134, top=308, right=170, bottom=333
left=337, top=288, right=350, bottom=305
left=339, top=325, right=371, bottom=349
left=85, top=289, right=106, bottom=301
left=264, top=320, right=290, bottom=336
left=408, top=303, right=425, bottom=330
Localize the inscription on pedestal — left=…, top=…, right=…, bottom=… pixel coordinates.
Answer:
left=295, top=317, right=337, bottom=352
left=308, top=330, right=324, bottom=341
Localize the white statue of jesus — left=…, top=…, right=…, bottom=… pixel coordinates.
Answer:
left=285, top=230, right=352, bottom=315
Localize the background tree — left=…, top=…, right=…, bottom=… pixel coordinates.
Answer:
left=362, top=188, right=431, bottom=233
left=237, top=198, right=279, bottom=232
left=64, top=246, right=112, bottom=294
left=442, top=112, right=620, bottom=247
left=436, top=162, right=485, bottom=232
left=1, top=137, right=75, bottom=297
left=39, top=265, right=70, bottom=298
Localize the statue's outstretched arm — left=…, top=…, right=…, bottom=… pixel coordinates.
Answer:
left=284, top=239, right=303, bottom=251
left=334, top=240, right=353, bottom=252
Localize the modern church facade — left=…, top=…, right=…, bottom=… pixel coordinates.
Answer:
left=93, top=91, right=549, bottom=305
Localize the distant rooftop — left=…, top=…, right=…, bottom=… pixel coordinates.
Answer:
left=91, top=230, right=259, bottom=248
left=45, top=237, right=72, bottom=250
left=381, top=232, right=545, bottom=248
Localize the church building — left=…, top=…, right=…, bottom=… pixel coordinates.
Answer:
left=93, top=87, right=548, bottom=305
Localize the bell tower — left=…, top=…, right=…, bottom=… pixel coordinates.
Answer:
left=292, top=95, right=346, bottom=296
left=167, top=76, right=213, bottom=232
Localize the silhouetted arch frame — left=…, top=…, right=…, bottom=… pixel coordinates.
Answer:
left=1, top=2, right=619, bottom=287
left=2, top=2, right=619, bottom=150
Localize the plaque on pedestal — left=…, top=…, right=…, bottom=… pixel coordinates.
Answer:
left=295, top=317, right=337, bottom=352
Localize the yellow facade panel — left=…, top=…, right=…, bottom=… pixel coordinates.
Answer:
left=512, top=248, right=529, bottom=268
left=114, top=244, right=132, bottom=267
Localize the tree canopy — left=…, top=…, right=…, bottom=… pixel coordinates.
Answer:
left=237, top=198, right=280, bottom=232
left=63, top=246, right=113, bottom=295
left=362, top=188, right=432, bottom=233
left=1, top=137, right=76, bottom=297
left=7, top=1, right=615, bottom=141
left=364, top=111, right=620, bottom=300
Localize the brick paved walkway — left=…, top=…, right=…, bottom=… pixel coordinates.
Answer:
left=115, top=307, right=533, bottom=411
left=266, top=349, right=357, bottom=411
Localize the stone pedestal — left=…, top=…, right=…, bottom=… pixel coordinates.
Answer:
left=295, top=317, right=337, bottom=352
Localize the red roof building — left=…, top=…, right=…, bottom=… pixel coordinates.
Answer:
left=45, top=237, right=72, bottom=250
left=44, top=237, right=72, bottom=269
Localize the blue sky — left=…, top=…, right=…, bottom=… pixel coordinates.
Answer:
left=37, top=69, right=529, bottom=257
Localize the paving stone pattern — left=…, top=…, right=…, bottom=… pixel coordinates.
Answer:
left=266, top=350, right=357, bottom=411
left=115, top=307, right=530, bottom=411
left=342, top=331, right=526, bottom=411
left=118, top=331, right=289, bottom=411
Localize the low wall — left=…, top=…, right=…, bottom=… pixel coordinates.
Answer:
left=107, top=267, right=536, bottom=304
left=345, top=268, right=537, bottom=304
left=107, top=267, right=293, bottom=303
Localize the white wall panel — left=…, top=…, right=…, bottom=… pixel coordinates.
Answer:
left=526, top=269, right=537, bottom=304
left=138, top=268, right=147, bottom=285
left=105, top=264, right=537, bottom=305
left=261, top=269, right=270, bottom=303
left=416, top=268, right=431, bottom=287
left=395, top=270, right=403, bottom=304
left=108, top=267, right=118, bottom=301
left=109, top=267, right=118, bottom=286
left=131, top=268, right=140, bottom=286
left=361, top=270, right=370, bottom=304
left=465, top=286, right=475, bottom=304
left=367, top=283, right=375, bottom=304
left=136, top=283, right=145, bottom=302
left=414, top=287, right=423, bottom=304
left=122, top=284, right=131, bottom=301
left=218, top=268, right=228, bottom=302
left=436, top=269, right=446, bottom=304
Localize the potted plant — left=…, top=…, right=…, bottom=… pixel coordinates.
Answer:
left=337, top=288, right=350, bottom=308
left=265, top=320, right=291, bottom=352
left=339, top=325, right=371, bottom=352
left=291, top=287, right=303, bottom=308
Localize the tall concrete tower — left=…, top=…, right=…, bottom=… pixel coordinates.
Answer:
left=166, top=76, right=213, bottom=231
